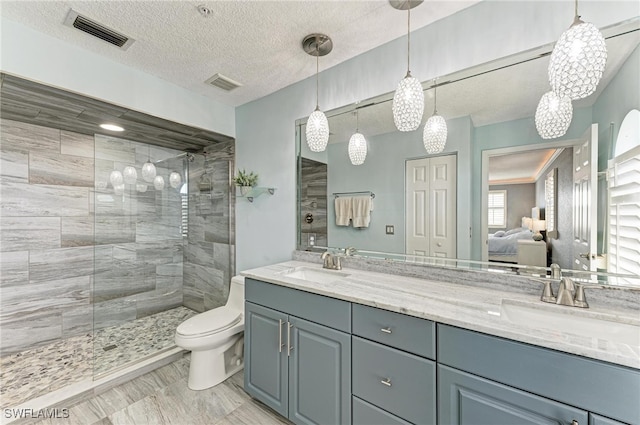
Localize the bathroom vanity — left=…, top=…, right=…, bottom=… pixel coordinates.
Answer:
left=242, top=261, right=640, bottom=425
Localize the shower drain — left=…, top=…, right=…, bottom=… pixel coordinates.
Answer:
left=103, top=344, right=117, bottom=351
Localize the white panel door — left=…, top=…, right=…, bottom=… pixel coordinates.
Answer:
left=406, top=156, right=457, bottom=259
left=406, top=158, right=429, bottom=257
left=573, top=124, right=598, bottom=272
left=429, top=155, right=457, bottom=258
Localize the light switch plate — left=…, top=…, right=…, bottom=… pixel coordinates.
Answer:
left=385, top=225, right=394, bottom=235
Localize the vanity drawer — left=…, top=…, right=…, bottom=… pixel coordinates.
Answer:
left=352, top=303, right=435, bottom=358
left=352, top=396, right=411, bottom=425
left=245, top=278, right=351, bottom=332
left=352, top=336, right=436, bottom=425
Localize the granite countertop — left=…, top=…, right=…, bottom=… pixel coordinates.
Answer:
left=242, top=260, right=640, bottom=370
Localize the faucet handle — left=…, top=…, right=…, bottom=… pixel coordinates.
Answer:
left=573, top=283, right=602, bottom=308
left=540, top=280, right=556, bottom=303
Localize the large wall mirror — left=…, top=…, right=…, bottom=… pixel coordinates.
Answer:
left=296, top=17, right=640, bottom=287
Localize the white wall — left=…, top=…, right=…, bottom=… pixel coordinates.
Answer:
left=235, top=1, right=638, bottom=271
left=0, top=18, right=235, bottom=137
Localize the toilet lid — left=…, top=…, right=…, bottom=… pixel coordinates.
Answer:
left=177, top=307, right=242, bottom=337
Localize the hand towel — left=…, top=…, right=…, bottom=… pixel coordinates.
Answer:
left=335, top=197, right=352, bottom=226
left=352, top=196, right=373, bottom=228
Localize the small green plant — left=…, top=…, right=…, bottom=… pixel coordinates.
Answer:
left=233, top=169, right=258, bottom=187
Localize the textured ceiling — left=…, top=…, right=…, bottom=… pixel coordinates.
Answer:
left=0, top=0, right=479, bottom=108
left=488, top=149, right=558, bottom=184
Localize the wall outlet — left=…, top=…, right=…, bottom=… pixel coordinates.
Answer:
left=308, top=233, right=316, bottom=246
left=385, top=225, right=394, bottom=235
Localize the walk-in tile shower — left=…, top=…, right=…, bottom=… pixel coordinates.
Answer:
left=0, top=120, right=235, bottom=408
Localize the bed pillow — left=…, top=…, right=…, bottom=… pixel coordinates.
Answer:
left=505, top=227, right=526, bottom=236
left=493, top=230, right=506, bottom=237
left=521, top=217, right=533, bottom=230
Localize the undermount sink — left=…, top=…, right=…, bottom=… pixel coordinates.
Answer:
left=500, top=299, right=640, bottom=349
left=278, top=266, right=350, bottom=284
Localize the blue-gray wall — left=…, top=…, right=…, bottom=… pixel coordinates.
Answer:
left=327, top=116, right=472, bottom=258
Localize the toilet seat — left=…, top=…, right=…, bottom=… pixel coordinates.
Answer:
left=176, top=307, right=242, bottom=338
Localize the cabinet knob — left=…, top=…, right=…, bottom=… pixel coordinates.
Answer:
left=380, top=378, right=392, bottom=387
left=380, top=327, right=392, bottom=334
left=571, top=421, right=579, bottom=425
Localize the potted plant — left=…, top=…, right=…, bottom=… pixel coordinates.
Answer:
left=234, top=169, right=258, bottom=195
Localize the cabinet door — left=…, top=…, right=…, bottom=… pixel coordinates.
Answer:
left=289, top=316, right=351, bottom=425
left=589, top=413, right=630, bottom=425
left=244, top=302, right=288, bottom=417
left=439, top=365, right=588, bottom=425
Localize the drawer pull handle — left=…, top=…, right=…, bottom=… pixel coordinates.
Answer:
left=380, top=327, right=392, bottom=334
left=380, top=378, right=392, bottom=387
left=287, top=322, right=294, bottom=357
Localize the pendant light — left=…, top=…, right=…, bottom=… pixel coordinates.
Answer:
left=423, top=80, right=447, bottom=154
left=535, top=91, right=573, bottom=139
left=123, top=166, right=137, bottom=184
left=303, top=34, right=332, bottom=152
left=391, top=0, right=424, bottom=132
left=141, top=146, right=156, bottom=182
left=348, top=108, right=367, bottom=165
left=548, top=0, right=607, bottom=100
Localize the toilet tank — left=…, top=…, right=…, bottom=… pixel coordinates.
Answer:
left=226, top=275, right=245, bottom=311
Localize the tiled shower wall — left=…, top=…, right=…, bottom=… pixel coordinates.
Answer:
left=300, top=157, right=328, bottom=248
left=183, top=141, right=235, bottom=313
left=0, top=119, right=185, bottom=356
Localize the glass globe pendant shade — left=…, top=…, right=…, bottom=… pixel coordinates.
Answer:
left=123, top=166, right=137, bottom=184
left=548, top=19, right=607, bottom=100
left=109, top=170, right=123, bottom=187
left=153, top=175, right=165, bottom=190
left=348, top=132, right=367, bottom=165
left=535, top=91, right=573, bottom=139
left=113, top=183, right=125, bottom=196
left=423, top=114, right=448, bottom=154
left=169, top=172, right=182, bottom=189
left=141, top=161, right=157, bottom=182
left=306, top=109, right=330, bottom=152
left=392, top=74, right=424, bottom=132
left=136, top=184, right=147, bottom=193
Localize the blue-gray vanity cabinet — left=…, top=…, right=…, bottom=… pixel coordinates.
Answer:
left=439, top=365, right=588, bottom=424
left=244, top=279, right=351, bottom=425
left=438, top=324, right=640, bottom=424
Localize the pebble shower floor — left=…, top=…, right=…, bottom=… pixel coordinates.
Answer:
left=0, top=306, right=197, bottom=408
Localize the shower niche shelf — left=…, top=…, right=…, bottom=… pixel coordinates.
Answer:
left=237, top=186, right=276, bottom=202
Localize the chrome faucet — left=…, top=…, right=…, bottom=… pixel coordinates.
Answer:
left=345, top=246, right=357, bottom=256
left=321, top=251, right=342, bottom=270
left=541, top=277, right=592, bottom=308
left=556, top=277, right=576, bottom=306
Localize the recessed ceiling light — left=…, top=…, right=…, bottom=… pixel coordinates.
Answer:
left=100, top=123, right=124, bottom=132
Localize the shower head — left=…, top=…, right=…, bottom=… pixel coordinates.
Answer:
left=185, top=153, right=195, bottom=162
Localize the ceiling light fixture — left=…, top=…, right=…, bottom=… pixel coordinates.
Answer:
left=100, top=123, right=124, bottom=132
left=348, top=108, right=367, bottom=166
left=141, top=146, right=157, bottom=183
left=423, top=80, right=447, bottom=154
left=535, top=91, right=573, bottom=139
left=548, top=0, right=607, bottom=100
left=391, top=0, right=424, bottom=132
left=303, top=33, right=332, bottom=152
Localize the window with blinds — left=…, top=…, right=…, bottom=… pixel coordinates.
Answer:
left=488, top=190, right=507, bottom=228
left=608, top=145, right=640, bottom=280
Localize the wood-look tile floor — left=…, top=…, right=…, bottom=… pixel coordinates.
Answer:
left=29, top=356, right=291, bottom=425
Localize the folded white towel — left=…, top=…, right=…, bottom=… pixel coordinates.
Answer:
left=335, top=197, right=352, bottom=226
left=352, top=196, right=373, bottom=228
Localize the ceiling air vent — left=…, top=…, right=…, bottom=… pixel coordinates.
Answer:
left=64, top=9, right=135, bottom=50
left=205, top=74, right=242, bottom=92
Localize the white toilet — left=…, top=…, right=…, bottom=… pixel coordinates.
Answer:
left=175, top=275, right=245, bottom=390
